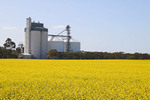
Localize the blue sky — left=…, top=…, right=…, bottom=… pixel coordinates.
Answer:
left=0, top=0, right=150, bottom=53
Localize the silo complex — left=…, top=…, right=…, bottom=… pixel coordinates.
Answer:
left=23, top=17, right=80, bottom=59
left=24, top=17, right=48, bottom=59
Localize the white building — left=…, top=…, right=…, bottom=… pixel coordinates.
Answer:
left=23, top=17, right=48, bottom=59
left=48, top=36, right=64, bottom=52
left=48, top=36, right=80, bottom=52
left=23, top=18, right=80, bottom=59
left=64, top=38, right=80, bottom=52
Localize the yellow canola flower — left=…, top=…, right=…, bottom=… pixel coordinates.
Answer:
left=0, top=59, right=150, bottom=99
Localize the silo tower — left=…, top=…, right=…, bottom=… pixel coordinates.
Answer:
left=24, top=17, right=48, bottom=59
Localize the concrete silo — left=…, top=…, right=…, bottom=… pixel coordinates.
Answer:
left=48, top=36, right=64, bottom=52
left=24, top=17, right=48, bottom=59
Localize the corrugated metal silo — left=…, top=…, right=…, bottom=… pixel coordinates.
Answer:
left=48, top=36, right=64, bottom=52
left=64, top=38, right=80, bottom=52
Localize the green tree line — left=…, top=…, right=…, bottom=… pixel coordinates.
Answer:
left=1, top=48, right=150, bottom=59
left=47, top=50, right=150, bottom=59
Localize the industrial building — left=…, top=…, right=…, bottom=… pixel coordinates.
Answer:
left=22, top=17, right=80, bottom=59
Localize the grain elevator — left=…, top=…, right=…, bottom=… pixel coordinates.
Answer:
left=23, top=17, right=80, bottom=59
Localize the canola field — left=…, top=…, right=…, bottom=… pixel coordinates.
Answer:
left=0, top=60, right=150, bottom=99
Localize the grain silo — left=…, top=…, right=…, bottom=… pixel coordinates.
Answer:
left=24, top=17, right=48, bottom=59
left=48, top=25, right=80, bottom=53
left=48, top=36, right=64, bottom=52
left=64, top=38, right=80, bottom=52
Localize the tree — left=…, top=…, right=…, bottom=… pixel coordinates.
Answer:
left=0, top=47, right=17, bottom=58
left=46, top=49, right=59, bottom=59
left=3, top=38, right=16, bottom=50
left=17, top=43, right=24, bottom=53
left=16, top=47, right=21, bottom=54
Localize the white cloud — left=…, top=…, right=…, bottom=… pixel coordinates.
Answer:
left=1, top=26, right=18, bottom=30
left=53, top=25, right=66, bottom=29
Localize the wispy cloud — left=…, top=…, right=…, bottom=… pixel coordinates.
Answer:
left=1, top=26, right=18, bottom=30
left=53, top=25, right=66, bottom=29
